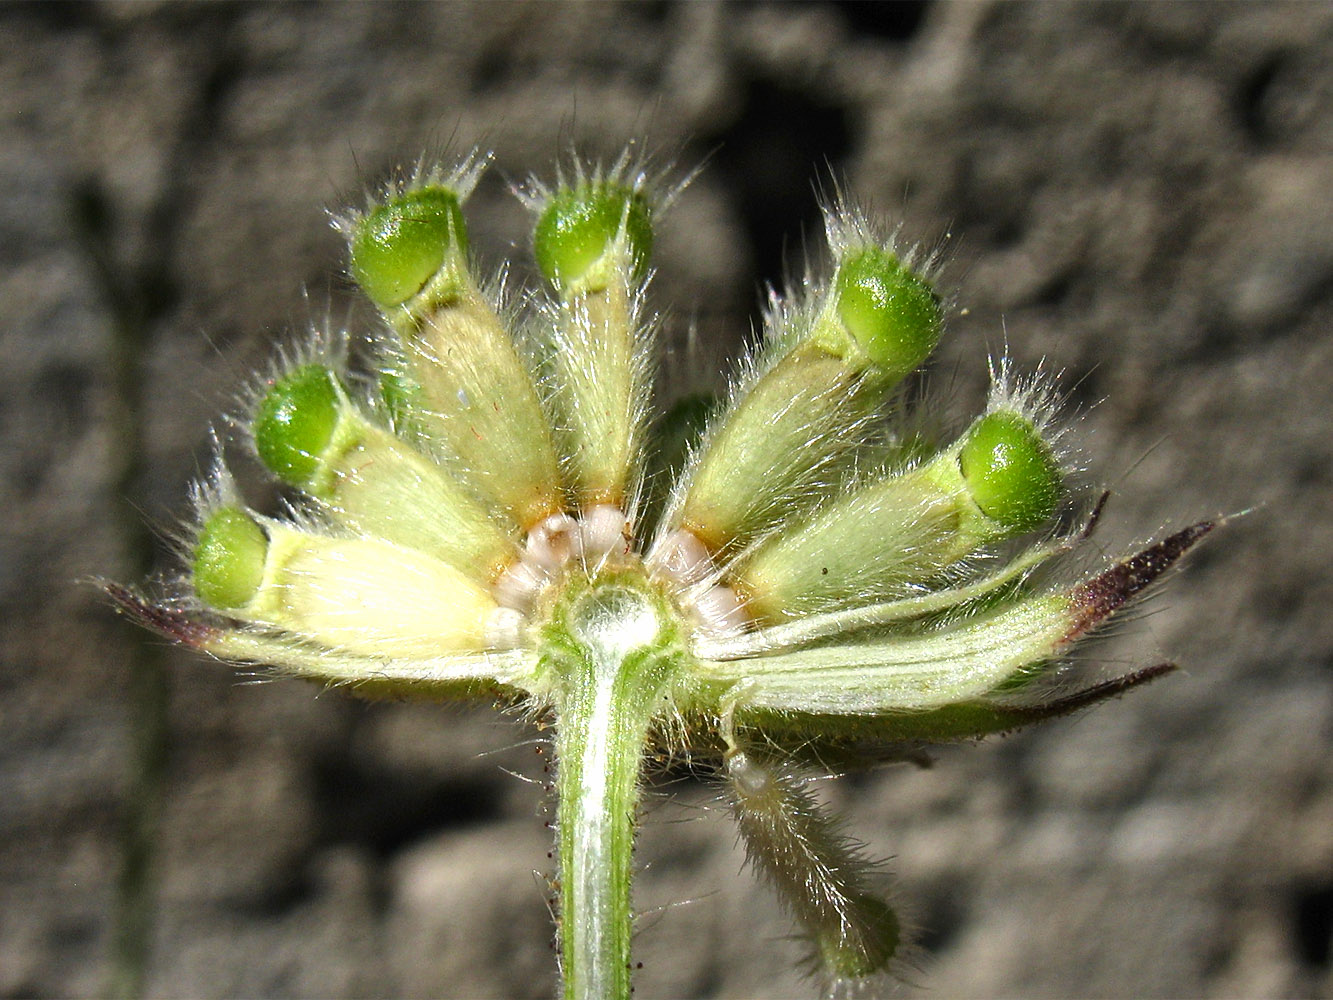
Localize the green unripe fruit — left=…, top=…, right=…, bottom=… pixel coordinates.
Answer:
left=533, top=183, right=652, bottom=290
left=817, top=893, right=900, bottom=978
left=254, top=365, right=341, bottom=487
left=350, top=187, right=468, bottom=309
left=959, top=411, right=1062, bottom=533
left=194, top=507, right=268, bottom=610
left=833, top=247, right=942, bottom=379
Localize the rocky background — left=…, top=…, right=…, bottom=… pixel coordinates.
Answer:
left=4, top=2, right=1332, bottom=997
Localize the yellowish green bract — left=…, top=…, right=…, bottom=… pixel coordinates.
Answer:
left=109, top=145, right=1212, bottom=1000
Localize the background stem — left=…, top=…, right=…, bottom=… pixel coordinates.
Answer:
left=71, top=179, right=173, bottom=1000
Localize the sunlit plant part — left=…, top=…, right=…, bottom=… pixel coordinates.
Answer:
left=107, top=145, right=1212, bottom=1000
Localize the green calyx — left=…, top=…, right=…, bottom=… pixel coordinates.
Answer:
left=193, top=507, right=268, bottom=610
left=533, top=182, right=652, bottom=292
left=959, top=410, right=1062, bottom=533
left=350, top=186, right=469, bottom=310
left=254, top=364, right=342, bottom=488
left=828, top=247, right=941, bottom=380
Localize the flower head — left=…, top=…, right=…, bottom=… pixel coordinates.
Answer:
left=108, top=146, right=1211, bottom=998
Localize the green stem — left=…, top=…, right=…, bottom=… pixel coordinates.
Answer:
left=547, top=579, right=682, bottom=1000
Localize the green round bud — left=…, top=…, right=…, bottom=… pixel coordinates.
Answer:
left=350, top=187, right=468, bottom=309
left=958, top=411, right=1062, bottom=533
left=533, top=183, right=652, bottom=289
left=194, top=507, right=268, bottom=610
left=833, top=247, right=942, bottom=377
left=254, top=365, right=341, bottom=487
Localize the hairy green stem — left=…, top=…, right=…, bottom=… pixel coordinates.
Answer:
left=547, top=578, right=683, bottom=1000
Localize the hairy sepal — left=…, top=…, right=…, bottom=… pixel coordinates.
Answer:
left=731, top=460, right=964, bottom=623
left=734, top=662, right=1180, bottom=756
left=667, top=339, right=879, bottom=556
left=695, top=539, right=1059, bottom=661
left=212, top=519, right=502, bottom=659
left=251, top=361, right=521, bottom=581
left=390, top=272, right=564, bottom=529
left=731, top=401, right=1068, bottom=625
left=209, top=629, right=538, bottom=697
left=662, top=204, right=944, bottom=559
left=538, top=271, right=655, bottom=511
left=704, top=519, right=1212, bottom=715
left=706, top=589, right=1076, bottom=714
left=103, top=582, right=535, bottom=699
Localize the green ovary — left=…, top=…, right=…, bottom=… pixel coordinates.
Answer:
left=193, top=507, right=268, bottom=611
left=831, top=246, right=942, bottom=380
left=351, top=186, right=469, bottom=310
left=534, top=183, right=652, bottom=292
left=254, top=365, right=341, bottom=489
left=959, top=410, right=1062, bottom=534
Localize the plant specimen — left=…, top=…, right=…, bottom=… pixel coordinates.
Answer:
left=107, top=146, right=1211, bottom=999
